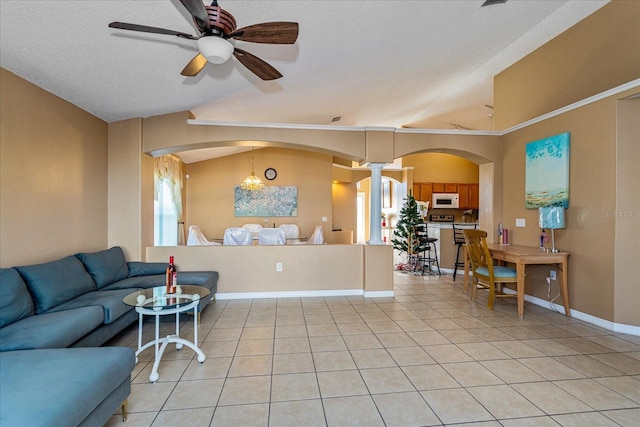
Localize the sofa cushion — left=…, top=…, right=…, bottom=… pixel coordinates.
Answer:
left=0, top=306, right=104, bottom=351
left=127, top=261, right=167, bottom=277
left=101, top=274, right=166, bottom=291
left=76, top=246, right=129, bottom=289
left=0, top=347, right=135, bottom=427
left=103, top=271, right=217, bottom=292
left=16, top=256, right=97, bottom=314
left=0, top=268, right=35, bottom=328
left=48, top=288, right=138, bottom=324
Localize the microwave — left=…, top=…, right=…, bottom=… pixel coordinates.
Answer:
left=432, top=193, right=459, bottom=209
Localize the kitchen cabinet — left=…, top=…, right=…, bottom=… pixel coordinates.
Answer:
left=469, top=183, right=479, bottom=209
left=420, top=183, right=432, bottom=204
left=412, top=183, right=421, bottom=200
left=432, top=183, right=457, bottom=193
left=458, top=184, right=469, bottom=209
left=458, top=183, right=479, bottom=209
left=414, top=182, right=479, bottom=208
left=412, top=183, right=433, bottom=203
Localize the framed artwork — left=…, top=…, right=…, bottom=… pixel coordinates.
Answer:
left=382, top=179, right=391, bottom=208
left=525, top=132, right=570, bottom=209
left=234, top=186, right=298, bottom=217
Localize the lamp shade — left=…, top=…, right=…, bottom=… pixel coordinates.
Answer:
left=197, top=36, right=234, bottom=64
left=539, top=206, right=565, bottom=229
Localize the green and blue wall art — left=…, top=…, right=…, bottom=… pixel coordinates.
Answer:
left=525, top=132, right=570, bottom=209
left=234, top=186, right=298, bottom=217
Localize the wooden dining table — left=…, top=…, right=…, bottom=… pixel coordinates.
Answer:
left=463, top=243, right=570, bottom=319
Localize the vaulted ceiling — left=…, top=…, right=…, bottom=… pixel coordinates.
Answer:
left=1, top=1, right=607, bottom=134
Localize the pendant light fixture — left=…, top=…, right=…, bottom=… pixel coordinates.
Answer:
left=240, top=147, right=264, bottom=191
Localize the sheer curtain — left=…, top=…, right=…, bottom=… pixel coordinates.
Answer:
left=154, top=155, right=185, bottom=245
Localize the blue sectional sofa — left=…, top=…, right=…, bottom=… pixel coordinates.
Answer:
left=1, top=347, right=135, bottom=427
left=0, top=246, right=219, bottom=426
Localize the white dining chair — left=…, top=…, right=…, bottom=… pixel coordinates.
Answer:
left=293, top=225, right=324, bottom=245
left=306, top=225, right=324, bottom=244
left=223, top=227, right=253, bottom=245
left=242, top=223, right=263, bottom=235
left=279, top=224, right=300, bottom=242
left=258, top=228, right=286, bottom=245
left=187, top=225, right=221, bottom=246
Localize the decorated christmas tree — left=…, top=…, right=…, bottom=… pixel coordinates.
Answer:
left=392, top=191, right=428, bottom=268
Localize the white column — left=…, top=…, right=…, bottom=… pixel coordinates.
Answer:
left=367, top=163, right=385, bottom=245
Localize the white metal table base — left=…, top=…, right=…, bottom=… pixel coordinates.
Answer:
left=135, top=296, right=205, bottom=383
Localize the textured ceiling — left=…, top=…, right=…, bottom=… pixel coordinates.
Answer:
left=1, top=1, right=607, bottom=135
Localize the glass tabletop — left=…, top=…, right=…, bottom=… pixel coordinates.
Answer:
left=123, top=285, right=210, bottom=309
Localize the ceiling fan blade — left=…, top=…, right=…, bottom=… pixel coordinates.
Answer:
left=179, top=0, right=210, bottom=30
left=108, top=22, right=196, bottom=39
left=481, top=0, right=507, bottom=6
left=181, top=53, right=208, bottom=77
left=233, top=48, right=282, bottom=81
left=229, top=22, right=299, bottom=44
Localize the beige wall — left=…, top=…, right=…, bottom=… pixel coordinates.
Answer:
left=108, top=118, right=152, bottom=261
left=146, top=245, right=373, bottom=295
left=494, top=0, right=640, bottom=130
left=403, top=153, right=479, bottom=183
left=364, top=245, right=394, bottom=292
left=185, top=147, right=333, bottom=239
left=494, top=0, right=640, bottom=325
left=501, top=96, right=617, bottom=320
left=0, top=69, right=108, bottom=267
left=143, top=112, right=367, bottom=162
left=614, top=97, right=640, bottom=326
left=331, top=181, right=357, bottom=234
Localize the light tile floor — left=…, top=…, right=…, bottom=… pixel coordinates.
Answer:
left=105, top=273, right=640, bottom=426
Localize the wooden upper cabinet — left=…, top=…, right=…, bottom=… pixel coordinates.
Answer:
left=412, top=183, right=433, bottom=202
left=469, top=183, right=479, bottom=209
left=458, top=184, right=470, bottom=209
left=420, top=183, right=433, bottom=204
left=445, top=183, right=458, bottom=193
left=432, top=182, right=457, bottom=193
left=412, top=183, right=421, bottom=200
left=458, top=183, right=479, bottom=209
left=413, top=182, right=476, bottom=207
left=432, top=182, right=445, bottom=193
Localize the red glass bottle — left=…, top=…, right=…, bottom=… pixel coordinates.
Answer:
left=166, top=256, right=177, bottom=294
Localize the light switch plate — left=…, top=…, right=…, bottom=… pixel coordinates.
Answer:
left=322, top=216, right=328, bottom=222
left=516, top=218, right=526, bottom=227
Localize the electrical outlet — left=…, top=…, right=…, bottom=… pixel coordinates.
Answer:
left=516, top=218, right=526, bottom=227
left=550, top=270, right=556, bottom=280
left=321, top=216, right=328, bottom=222
left=276, top=262, right=283, bottom=272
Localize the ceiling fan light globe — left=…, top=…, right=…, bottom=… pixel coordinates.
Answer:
left=197, top=37, right=233, bottom=64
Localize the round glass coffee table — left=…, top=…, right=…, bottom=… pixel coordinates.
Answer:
left=123, top=285, right=210, bottom=383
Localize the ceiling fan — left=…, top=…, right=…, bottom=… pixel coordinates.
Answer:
left=109, top=0, right=299, bottom=80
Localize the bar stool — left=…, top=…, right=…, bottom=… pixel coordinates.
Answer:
left=452, top=223, right=478, bottom=281
left=414, top=224, right=441, bottom=275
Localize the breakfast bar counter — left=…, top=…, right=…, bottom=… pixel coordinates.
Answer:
left=424, top=222, right=479, bottom=274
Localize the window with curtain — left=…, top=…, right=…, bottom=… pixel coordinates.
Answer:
left=154, top=155, right=185, bottom=246
left=154, top=181, right=178, bottom=246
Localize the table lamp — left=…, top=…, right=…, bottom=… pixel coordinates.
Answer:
left=538, top=206, right=565, bottom=252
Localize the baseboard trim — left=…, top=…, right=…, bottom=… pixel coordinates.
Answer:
left=363, top=290, right=395, bottom=298
left=216, top=289, right=394, bottom=300
left=501, top=288, right=640, bottom=336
